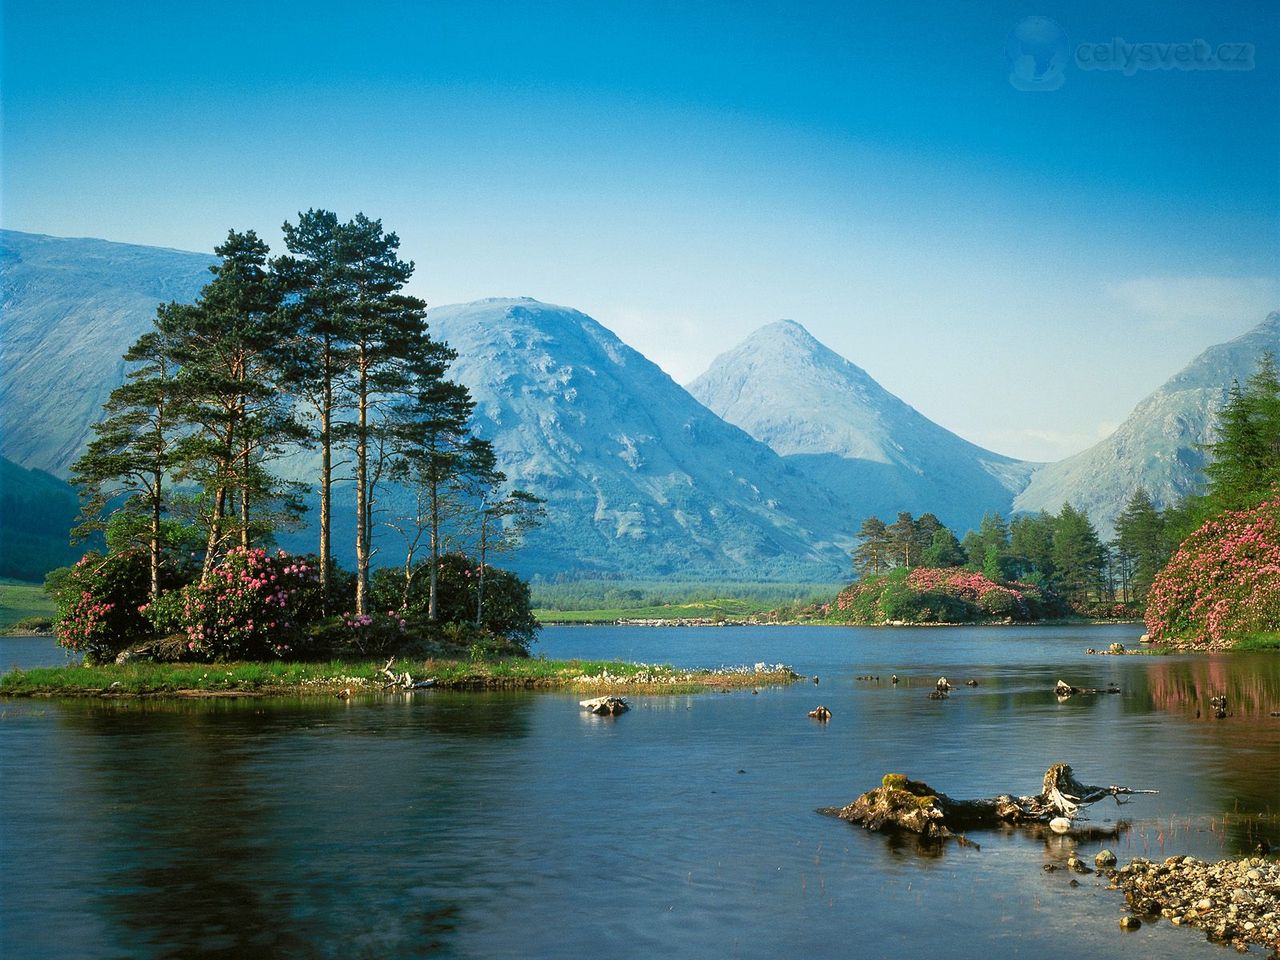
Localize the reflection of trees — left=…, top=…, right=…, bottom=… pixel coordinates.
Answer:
left=1142, top=655, right=1280, bottom=845
left=52, top=693, right=537, bottom=959
left=1145, top=655, right=1280, bottom=722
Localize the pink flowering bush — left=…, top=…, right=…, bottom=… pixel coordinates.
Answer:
left=176, top=547, right=322, bottom=660
left=1146, top=500, right=1280, bottom=646
left=834, top=566, right=1066, bottom=624
left=53, top=551, right=151, bottom=663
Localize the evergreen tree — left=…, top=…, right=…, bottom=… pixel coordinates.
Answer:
left=1113, top=487, right=1169, bottom=602
left=1010, top=512, right=1057, bottom=582
left=852, top=516, right=890, bottom=577
left=886, top=512, right=922, bottom=568
left=71, top=329, right=182, bottom=600
left=1203, top=353, right=1280, bottom=510
left=1052, top=503, right=1107, bottom=603
left=161, top=230, right=299, bottom=580
left=922, top=526, right=966, bottom=567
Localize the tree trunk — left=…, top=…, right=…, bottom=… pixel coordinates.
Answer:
left=427, top=470, right=439, bottom=622
left=202, top=484, right=226, bottom=582
left=354, top=351, right=369, bottom=617
left=150, top=471, right=162, bottom=601
left=318, top=346, right=333, bottom=614
left=475, top=512, right=488, bottom=628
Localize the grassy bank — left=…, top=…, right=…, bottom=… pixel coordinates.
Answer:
left=535, top=597, right=782, bottom=624
left=532, top=580, right=842, bottom=624
left=0, top=579, right=54, bottom=631
left=0, top=656, right=801, bottom=698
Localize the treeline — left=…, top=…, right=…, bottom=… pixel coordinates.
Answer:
left=852, top=352, right=1280, bottom=617
left=59, top=210, right=544, bottom=663
left=854, top=507, right=1114, bottom=605
left=853, top=501, right=1163, bottom=608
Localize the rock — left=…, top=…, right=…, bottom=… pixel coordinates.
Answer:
left=890, top=674, right=899, bottom=684
left=1049, top=817, right=1073, bottom=834
left=936, top=676, right=951, bottom=691
left=1067, top=855, right=1092, bottom=874
left=808, top=705, right=832, bottom=721
left=580, top=696, right=630, bottom=715
left=1139, top=633, right=1151, bottom=643
left=336, top=688, right=351, bottom=699
left=1096, top=849, right=1118, bottom=867
left=1054, top=680, right=1079, bottom=697
left=1108, top=642, right=1125, bottom=655
left=813, top=675, right=820, bottom=685
left=926, top=690, right=948, bottom=700
left=965, top=679, right=979, bottom=687
left=1119, top=916, right=1142, bottom=930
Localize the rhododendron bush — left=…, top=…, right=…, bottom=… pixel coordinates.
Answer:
left=833, top=566, right=1067, bottom=624
left=176, top=547, right=322, bottom=659
left=53, top=551, right=152, bottom=663
left=1146, top=500, right=1280, bottom=646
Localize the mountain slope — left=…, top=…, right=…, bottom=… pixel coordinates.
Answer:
left=687, top=320, right=1039, bottom=532
left=0, top=230, right=214, bottom=475
left=1013, top=312, right=1280, bottom=534
left=428, top=300, right=852, bottom=578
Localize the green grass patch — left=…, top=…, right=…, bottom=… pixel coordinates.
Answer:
left=0, top=656, right=800, bottom=698
left=534, top=596, right=787, bottom=623
left=1233, top=632, right=1280, bottom=651
left=0, top=579, right=55, bottom=631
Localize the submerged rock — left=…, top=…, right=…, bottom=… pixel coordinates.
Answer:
left=808, top=705, right=832, bottom=721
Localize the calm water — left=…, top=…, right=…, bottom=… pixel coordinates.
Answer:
left=3, top=624, right=1279, bottom=959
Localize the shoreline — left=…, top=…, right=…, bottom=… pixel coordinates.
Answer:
left=0, top=657, right=803, bottom=700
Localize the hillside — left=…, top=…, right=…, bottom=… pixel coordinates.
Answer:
left=1014, top=312, right=1280, bottom=535
left=429, top=299, right=853, bottom=579
left=688, top=320, right=1039, bottom=532
left=0, top=230, right=213, bottom=475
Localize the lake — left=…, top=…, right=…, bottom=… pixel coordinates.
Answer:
left=3, top=624, right=1278, bottom=959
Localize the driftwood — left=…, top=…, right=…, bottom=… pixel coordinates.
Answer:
left=580, top=695, right=630, bottom=715
left=1055, top=679, right=1121, bottom=699
left=379, top=657, right=436, bottom=690
left=825, top=763, right=1157, bottom=839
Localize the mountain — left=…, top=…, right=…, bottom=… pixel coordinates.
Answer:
left=1014, top=312, right=1280, bottom=535
left=0, top=230, right=214, bottom=475
left=428, top=300, right=852, bottom=579
left=687, top=320, right=1040, bottom=533
left=0, top=456, right=95, bottom=581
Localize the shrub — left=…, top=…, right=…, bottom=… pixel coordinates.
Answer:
left=52, top=551, right=152, bottom=663
left=1146, top=500, right=1280, bottom=645
left=177, top=547, right=322, bottom=660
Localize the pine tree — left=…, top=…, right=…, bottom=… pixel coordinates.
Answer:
left=922, top=526, right=966, bottom=567
left=1113, top=487, right=1169, bottom=602
left=71, top=329, right=181, bottom=600
left=161, top=230, right=299, bottom=579
left=1010, top=512, right=1057, bottom=582
left=1052, top=503, right=1107, bottom=603
left=886, top=512, right=922, bottom=568
left=852, top=516, right=890, bottom=577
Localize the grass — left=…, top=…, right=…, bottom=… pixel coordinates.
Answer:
left=1233, top=632, right=1280, bottom=651
left=534, top=596, right=787, bottom=624
left=0, top=579, right=54, bottom=631
left=0, top=655, right=801, bottom=698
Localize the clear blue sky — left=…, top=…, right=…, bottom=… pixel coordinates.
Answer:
left=3, top=0, right=1278, bottom=461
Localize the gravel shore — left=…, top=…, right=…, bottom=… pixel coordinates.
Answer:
left=1107, top=855, right=1280, bottom=952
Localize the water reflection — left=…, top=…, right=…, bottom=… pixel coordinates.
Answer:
left=4, top=628, right=1280, bottom=960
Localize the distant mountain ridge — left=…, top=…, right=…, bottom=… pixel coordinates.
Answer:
left=4, top=228, right=1275, bottom=579
left=0, top=230, right=214, bottom=474
left=1013, top=312, right=1280, bottom=534
left=687, top=319, right=1040, bottom=533
left=428, top=299, right=852, bottom=578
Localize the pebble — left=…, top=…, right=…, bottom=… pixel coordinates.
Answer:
left=1109, top=856, right=1280, bottom=951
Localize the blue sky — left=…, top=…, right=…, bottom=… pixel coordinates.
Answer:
left=3, top=0, right=1278, bottom=461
